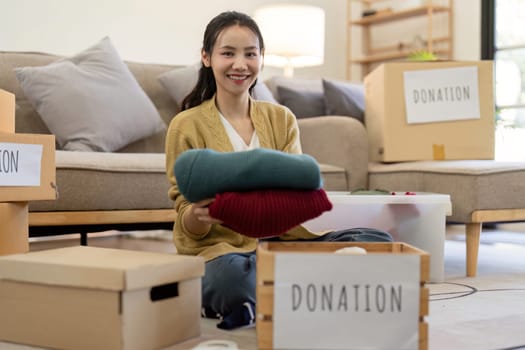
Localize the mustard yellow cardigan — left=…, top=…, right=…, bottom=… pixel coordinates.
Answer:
left=165, top=97, right=320, bottom=261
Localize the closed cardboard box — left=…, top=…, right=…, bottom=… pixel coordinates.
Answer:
left=0, top=246, right=205, bottom=350
left=0, top=132, right=56, bottom=201
left=364, top=61, right=495, bottom=162
left=0, top=89, right=15, bottom=133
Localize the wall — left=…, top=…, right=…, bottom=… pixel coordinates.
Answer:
left=0, top=0, right=480, bottom=82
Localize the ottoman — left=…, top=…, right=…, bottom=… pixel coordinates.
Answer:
left=369, top=160, right=525, bottom=277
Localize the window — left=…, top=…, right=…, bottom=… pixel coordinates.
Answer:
left=482, top=0, right=525, bottom=161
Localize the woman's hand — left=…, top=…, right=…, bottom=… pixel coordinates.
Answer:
left=183, top=198, right=223, bottom=236
left=190, top=198, right=223, bottom=225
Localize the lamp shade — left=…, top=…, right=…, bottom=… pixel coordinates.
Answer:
left=254, top=4, right=325, bottom=76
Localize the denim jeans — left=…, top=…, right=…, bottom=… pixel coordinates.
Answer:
left=311, top=227, right=393, bottom=242
left=201, top=227, right=393, bottom=329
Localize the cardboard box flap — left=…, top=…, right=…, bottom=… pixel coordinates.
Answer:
left=0, top=246, right=204, bottom=291
left=0, top=89, right=15, bottom=133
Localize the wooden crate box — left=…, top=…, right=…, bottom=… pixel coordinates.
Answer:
left=257, top=241, right=430, bottom=350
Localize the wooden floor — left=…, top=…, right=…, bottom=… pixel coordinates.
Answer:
left=28, top=222, right=525, bottom=253
left=29, top=229, right=177, bottom=253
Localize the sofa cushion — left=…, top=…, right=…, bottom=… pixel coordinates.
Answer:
left=252, top=80, right=278, bottom=103
left=265, top=76, right=324, bottom=118
left=265, top=76, right=322, bottom=98
left=323, top=79, right=365, bottom=122
left=27, top=151, right=346, bottom=212
left=15, top=37, right=165, bottom=152
left=28, top=151, right=173, bottom=212
left=157, top=63, right=201, bottom=109
left=266, top=77, right=365, bottom=120
left=319, top=164, right=348, bottom=191
left=277, top=85, right=325, bottom=118
left=158, top=63, right=277, bottom=109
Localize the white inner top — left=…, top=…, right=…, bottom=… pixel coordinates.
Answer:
left=219, top=112, right=260, bottom=151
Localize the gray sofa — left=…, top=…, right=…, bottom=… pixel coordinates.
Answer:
left=2, top=49, right=525, bottom=277
left=0, top=50, right=365, bottom=239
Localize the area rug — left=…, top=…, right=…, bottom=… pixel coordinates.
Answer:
left=427, top=238, right=525, bottom=350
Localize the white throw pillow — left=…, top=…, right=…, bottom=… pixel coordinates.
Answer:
left=15, top=37, right=165, bottom=152
left=157, top=63, right=201, bottom=109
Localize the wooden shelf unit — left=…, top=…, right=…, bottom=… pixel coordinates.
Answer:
left=346, top=0, right=454, bottom=79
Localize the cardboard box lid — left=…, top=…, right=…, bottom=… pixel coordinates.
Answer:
left=0, top=246, right=204, bottom=291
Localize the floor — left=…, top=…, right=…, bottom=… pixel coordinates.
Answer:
left=2, top=223, right=525, bottom=350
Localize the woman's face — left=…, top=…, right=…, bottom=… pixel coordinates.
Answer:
left=202, top=24, right=262, bottom=98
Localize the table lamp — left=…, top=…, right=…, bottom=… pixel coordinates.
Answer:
left=254, top=4, right=325, bottom=77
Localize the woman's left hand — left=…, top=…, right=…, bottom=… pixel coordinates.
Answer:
left=192, top=198, right=223, bottom=225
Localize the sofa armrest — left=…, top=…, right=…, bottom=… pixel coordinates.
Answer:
left=297, top=116, right=368, bottom=191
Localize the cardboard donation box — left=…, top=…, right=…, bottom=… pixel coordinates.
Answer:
left=257, top=241, right=430, bottom=350
left=0, top=132, right=56, bottom=255
left=0, top=132, right=56, bottom=202
left=0, top=246, right=205, bottom=350
left=364, top=61, right=495, bottom=162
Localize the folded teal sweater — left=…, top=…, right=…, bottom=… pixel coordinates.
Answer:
left=174, top=148, right=322, bottom=202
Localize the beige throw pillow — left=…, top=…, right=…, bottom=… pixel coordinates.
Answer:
left=15, top=37, right=165, bottom=152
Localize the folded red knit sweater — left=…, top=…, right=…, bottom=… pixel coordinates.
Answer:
left=208, top=188, right=332, bottom=238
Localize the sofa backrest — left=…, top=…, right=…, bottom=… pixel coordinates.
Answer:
left=0, top=51, right=182, bottom=153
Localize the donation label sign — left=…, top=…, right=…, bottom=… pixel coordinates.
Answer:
left=403, top=66, right=481, bottom=124
left=0, top=143, right=43, bottom=186
left=273, top=253, right=420, bottom=350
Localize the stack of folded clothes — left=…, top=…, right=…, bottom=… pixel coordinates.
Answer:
left=174, top=148, right=332, bottom=238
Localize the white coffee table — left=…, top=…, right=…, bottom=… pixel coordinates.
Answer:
left=303, top=191, right=452, bottom=282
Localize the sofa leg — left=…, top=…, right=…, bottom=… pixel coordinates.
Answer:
left=465, top=222, right=482, bottom=277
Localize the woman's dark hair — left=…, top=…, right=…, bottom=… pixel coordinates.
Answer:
left=181, top=11, right=265, bottom=111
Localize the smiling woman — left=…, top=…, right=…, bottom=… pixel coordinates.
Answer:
left=164, top=10, right=393, bottom=331
left=165, top=11, right=287, bottom=330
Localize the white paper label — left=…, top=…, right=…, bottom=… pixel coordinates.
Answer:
left=0, top=143, right=43, bottom=186
left=403, top=66, right=481, bottom=124
left=273, top=253, right=420, bottom=350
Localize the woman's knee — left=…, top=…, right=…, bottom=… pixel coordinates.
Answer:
left=203, top=253, right=256, bottom=312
